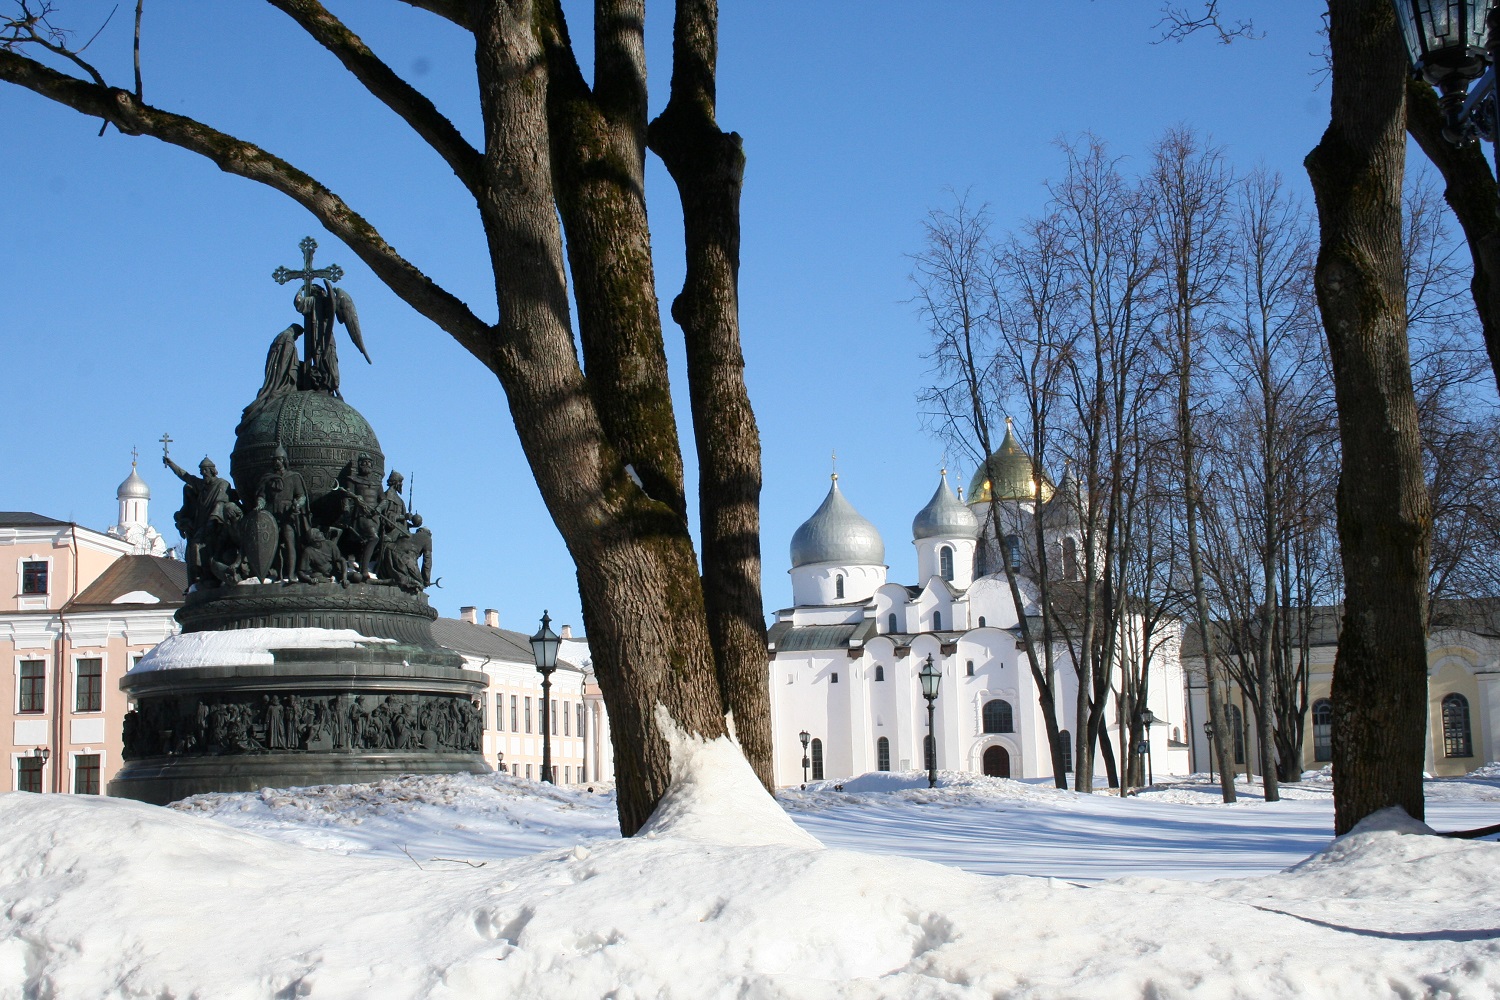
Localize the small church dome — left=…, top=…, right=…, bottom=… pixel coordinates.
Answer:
left=790, top=477, right=885, bottom=568
left=117, top=464, right=151, bottom=501
left=912, top=471, right=978, bottom=540
left=968, top=419, right=1052, bottom=504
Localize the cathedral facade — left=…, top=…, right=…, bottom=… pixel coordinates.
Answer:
left=768, top=425, right=1190, bottom=787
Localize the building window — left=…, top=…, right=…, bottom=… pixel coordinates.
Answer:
left=577, top=703, right=585, bottom=737
left=21, top=560, right=48, bottom=595
left=887, top=613, right=898, bottom=633
left=480, top=695, right=489, bottom=729
left=496, top=693, right=505, bottom=731
left=933, top=611, right=942, bottom=631
left=830, top=672, right=839, bottom=683
left=1063, top=537, right=1078, bottom=581
left=978, top=616, right=986, bottom=628
left=75, top=658, right=103, bottom=713
left=976, top=544, right=990, bottom=577
left=1058, top=730, right=1073, bottom=773
left=525, top=697, right=532, bottom=734
left=1005, top=535, right=1021, bottom=571
left=1443, top=694, right=1473, bottom=758
left=74, top=754, right=100, bottom=795
left=18, top=660, right=45, bottom=714
left=564, top=766, right=571, bottom=784
left=552, top=700, right=559, bottom=735
left=966, top=660, right=974, bottom=677
left=982, top=699, right=1014, bottom=734
left=874, top=665, right=884, bottom=682
left=939, top=546, right=954, bottom=581
left=17, top=756, right=43, bottom=793
left=1312, top=698, right=1333, bottom=763
left=877, top=737, right=890, bottom=771
left=923, top=734, right=936, bottom=772
left=563, top=700, right=570, bottom=736
left=1226, top=703, right=1245, bottom=765
left=835, top=575, right=845, bottom=599
left=526, top=763, right=533, bottom=780
left=811, top=738, right=824, bottom=780
left=510, top=695, right=518, bottom=733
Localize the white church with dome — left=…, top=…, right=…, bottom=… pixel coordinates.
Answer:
left=767, top=424, right=1190, bottom=786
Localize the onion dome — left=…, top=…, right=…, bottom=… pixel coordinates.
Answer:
left=968, top=418, right=1053, bottom=505
left=790, top=476, right=886, bottom=568
left=912, top=470, right=979, bottom=540
left=117, top=462, right=150, bottom=501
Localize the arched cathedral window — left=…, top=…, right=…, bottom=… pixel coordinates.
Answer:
left=876, top=737, right=891, bottom=772
left=887, top=613, right=898, bottom=633
left=835, top=575, right=844, bottom=599
left=1062, top=537, right=1078, bottom=581
left=811, top=738, right=825, bottom=780
left=933, top=610, right=942, bottom=631
left=982, top=699, right=1013, bottom=734
left=874, top=665, right=885, bottom=682
left=1005, top=535, right=1021, bottom=571
left=940, top=546, right=954, bottom=581
left=1312, top=698, right=1333, bottom=762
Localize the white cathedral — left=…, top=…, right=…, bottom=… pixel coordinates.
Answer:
left=767, top=424, right=1190, bottom=786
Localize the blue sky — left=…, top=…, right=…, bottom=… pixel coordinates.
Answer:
left=1, top=2, right=1331, bottom=632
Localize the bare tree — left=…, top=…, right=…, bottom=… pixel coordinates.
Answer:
left=1147, top=126, right=1240, bottom=802
left=0, top=0, right=772, bottom=835
left=913, top=195, right=1074, bottom=789
left=1306, top=0, right=1430, bottom=835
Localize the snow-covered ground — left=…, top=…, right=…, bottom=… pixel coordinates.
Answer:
left=3, top=740, right=1498, bottom=999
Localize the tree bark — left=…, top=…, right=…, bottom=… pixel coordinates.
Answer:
left=1306, top=0, right=1430, bottom=835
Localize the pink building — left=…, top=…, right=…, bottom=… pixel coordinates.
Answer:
left=2, top=466, right=183, bottom=794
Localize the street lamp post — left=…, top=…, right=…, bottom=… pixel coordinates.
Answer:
left=798, top=729, right=810, bottom=784
left=1395, top=2, right=1500, bottom=170
left=1135, top=707, right=1156, bottom=787
left=529, top=611, right=561, bottom=784
left=1203, top=720, right=1216, bottom=786
left=918, top=654, right=942, bottom=789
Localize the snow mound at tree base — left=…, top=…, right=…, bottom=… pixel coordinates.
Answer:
left=2, top=781, right=1498, bottom=998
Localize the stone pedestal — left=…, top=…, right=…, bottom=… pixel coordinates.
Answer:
left=109, top=583, right=488, bottom=805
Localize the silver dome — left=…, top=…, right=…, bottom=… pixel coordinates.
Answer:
left=117, top=465, right=150, bottom=501
left=790, top=477, right=885, bottom=568
left=912, top=471, right=979, bottom=540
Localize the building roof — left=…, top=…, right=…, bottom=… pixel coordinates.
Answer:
left=431, top=617, right=585, bottom=671
left=117, top=465, right=151, bottom=501
left=65, top=555, right=187, bottom=611
left=0, top=511, right=70, bottom=528
left=912, top=471, right=979, bottom=541
left=767, top=619, right=878, bottom=651
left=789, top=477, right=885, bottom=568
left=1175, top=600, right=1500, bottom=659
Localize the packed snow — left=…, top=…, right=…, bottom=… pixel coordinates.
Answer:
left=129, top=628, right=395, bottom=671
left=3, top=743, right=1498, bottom=999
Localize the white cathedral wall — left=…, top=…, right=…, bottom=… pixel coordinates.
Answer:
left=789, top=562, right=886, bottom=607
left=914, top=537, right=977, bottom=590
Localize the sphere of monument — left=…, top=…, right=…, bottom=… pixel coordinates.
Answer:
left=231, top=389, right=385, bottom=511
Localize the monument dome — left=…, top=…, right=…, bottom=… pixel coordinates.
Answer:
left=231, top=389, right=385, bottom=513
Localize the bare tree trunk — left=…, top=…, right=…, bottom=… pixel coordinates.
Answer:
left=1306, top=0, right=1430, bottom=835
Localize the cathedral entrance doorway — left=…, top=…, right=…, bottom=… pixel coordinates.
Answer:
left=982, top=745, right=1010, bottom=778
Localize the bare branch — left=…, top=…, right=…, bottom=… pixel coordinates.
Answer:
left=265, top=0, right=484, bottom=198
left=0, top=49, right=492, bottom=361
left=1153, top=2, right=1260, bottom=45
left=394, top=0, right=477, bottom=32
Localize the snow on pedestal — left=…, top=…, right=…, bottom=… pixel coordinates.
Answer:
left=128, top=628, right=396, bottom=672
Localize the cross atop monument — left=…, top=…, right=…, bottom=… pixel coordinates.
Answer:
left=272, top=236, right=344, bottom=296
left=159, top=432, right=172, bottom=459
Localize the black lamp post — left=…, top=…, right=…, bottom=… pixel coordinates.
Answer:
left=798, top=729, right=810, bottom=783
left=918, top=654, right=942, bottom=789
left=529, top=611, right=560, bottom=784
left=1135, top=707, right=1156, bottom=787
left=1395, top=2, right=1500, bottom=158
left=1203, top=720, right=1216, bottom=786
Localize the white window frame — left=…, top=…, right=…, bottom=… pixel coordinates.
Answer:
left=11, top=751, right=47, bottom=792
left=69, top=748, right=105, bottom=795
left=71, top=652, right=108, bottom=715
left=14, top=655, right=49, bottom=715
left=16, top=555, right=53, bottom=610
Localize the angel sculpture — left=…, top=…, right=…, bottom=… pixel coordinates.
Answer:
left=256, top=236, right=371, bottom=402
